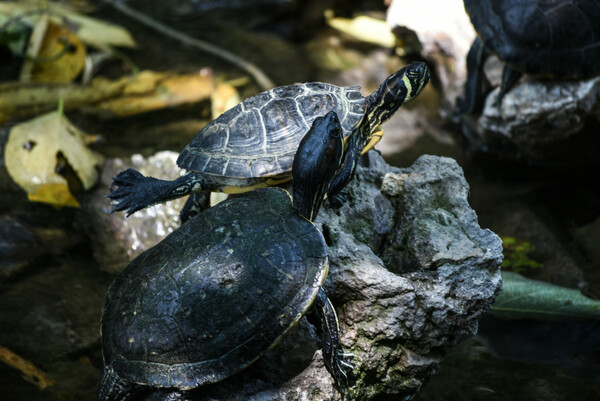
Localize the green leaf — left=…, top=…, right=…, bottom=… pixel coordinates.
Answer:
left=491, top=271, right=600, bottom=320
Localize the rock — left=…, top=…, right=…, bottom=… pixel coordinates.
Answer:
left=466, top=76, right=600, bottom=166
left=81, top=151, right=187, bottom=274
left=317, top=153, right=502, bottom=399
left=88, top=150, right=502, bottom=400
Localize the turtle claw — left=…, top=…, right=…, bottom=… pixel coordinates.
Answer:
left=332, top=350, right=356, bottom=389
left=328, top=191, right=348, bottom=208
left=108, top=168, right=158, bottom=216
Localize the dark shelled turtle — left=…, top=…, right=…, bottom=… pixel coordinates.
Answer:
left=458, top=0, right=600, bottom=115
left=99, top=112, right=353, bottom=401
left=109, top=62, right=429, bottom=222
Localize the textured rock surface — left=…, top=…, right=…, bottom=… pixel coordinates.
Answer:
left=472, top=76, right=600, bottom=166
left=86, top=151, right=502, bottom=400
left=81, top=151, right=186, bottom=274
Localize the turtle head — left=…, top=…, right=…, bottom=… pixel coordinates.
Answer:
left=292, top=111, right=344, bottom=221
left=365, top=61, right=430, bottom=131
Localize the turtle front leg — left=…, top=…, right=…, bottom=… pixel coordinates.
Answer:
left=327, top=129, right=364, bottom=207
left=495, top=65, right=522, bottom=107
left=313, top=289, right=355, bottom=390
left=108, top=169, right=203, bottom=217
left=179, top=191, right=211, bottom=223
left=455, top=37, right=491, bottom=116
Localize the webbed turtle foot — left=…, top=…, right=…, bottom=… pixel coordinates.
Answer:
left=332, top=349, right=356, bottom=390
left=108, top=168, right=162, bottom=216
left=328, top=191, right=348, bottom=208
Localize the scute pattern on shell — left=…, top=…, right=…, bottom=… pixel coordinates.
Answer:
left=101, top=188, right=328, bottom=389
left=177, top=82, right=366, bottom=178
left=465, top=0, right=600, bottom=77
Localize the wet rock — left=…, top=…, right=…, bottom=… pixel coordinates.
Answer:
left=0, top=215, right=79, bottom=280
left=81, top=151, right=186, bottom=274
left=0, top=259, right=112, bottom=400
left=89, top=151, right=502, bottom=400
left=471, top=76, right=600, bottom=166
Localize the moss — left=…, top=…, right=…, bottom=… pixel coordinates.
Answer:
left=501, top=236, right=542, bottom=273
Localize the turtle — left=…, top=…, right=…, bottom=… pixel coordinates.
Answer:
left=108, top=61, right=430, bottom=222
left=98, top=111, right=354, bottom=401
left=457, top=0, right=600, bottom=115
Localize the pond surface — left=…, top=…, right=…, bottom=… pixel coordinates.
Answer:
left=1, top=1, right=599, bottom=400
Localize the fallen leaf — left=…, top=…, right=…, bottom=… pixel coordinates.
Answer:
left=211, top=80, right=240, bottom=120
left=28, top=183, right=81, bottom=207
left=4, top=110, right=104, bottom=208
left=0, top=13, right=30, bottom=56
left=0, top=0, right=136, bottom=49
left=0, top=69, right=215, bottom=122
left=326, top=14, right=396, bottom=48
left=21, top=15, right=86, bottom=83
left=491, top=271, right=600, bottom=320
left=93, top=70, right=215, bottom=117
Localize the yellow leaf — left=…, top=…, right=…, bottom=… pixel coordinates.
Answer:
left=28, top=184, right=81, bottom=208
left=327, top=14, right=396, bottom=48
left=0, top=70, right=214, bottom=122
left=211, top=81, right=240, bottom=120
left=0, top=1, right=136, bottom=49
left=21, top=17, right=86, bottom=83
left=94, top=70, right=215, bottom=117
left=4, top=111, right=104, bottom=208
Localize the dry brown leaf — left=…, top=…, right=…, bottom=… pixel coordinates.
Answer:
left=94, top=70, right=215, bottom=117
left=211, top=81, right=241, bottom=120
left=0, top=70, right=215, bottom=123
left=21, top=16, right=86, bottom=83
left=0, top=345, right=54, bottom=390
left=4, top=111, right=104, bottom=208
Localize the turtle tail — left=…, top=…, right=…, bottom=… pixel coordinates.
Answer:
left=98, top=365, right=136, bottom=401
left=365, top=61, right=430, bottom=133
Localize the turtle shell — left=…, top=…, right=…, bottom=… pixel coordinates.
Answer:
left=464, top=0, right=600, bottom=78
left=177, top=82, right=366, bottom=179
left=101, top=188, right=328, bottom=389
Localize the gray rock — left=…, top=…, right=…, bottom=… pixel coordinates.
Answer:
left=87, top=151, right=502, bottom=400
left=466, top=76, right=600, bottom=166
left=81, top=151, right=186, bottom=274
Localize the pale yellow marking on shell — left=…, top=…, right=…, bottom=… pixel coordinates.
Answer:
left=128, top=338, right=134, bottom=344
left=220, top=176, right=292, bottom=194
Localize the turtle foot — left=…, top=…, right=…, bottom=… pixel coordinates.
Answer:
left=108, top=168, right=162, bottom=216
left=332, top=349, right=356, bottom=390
left=328, top=191, right=348, bottom=208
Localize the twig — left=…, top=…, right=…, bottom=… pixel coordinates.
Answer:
left=105, top=0, right=275, bottom=91
left=0, top=345, right=54, bottom=390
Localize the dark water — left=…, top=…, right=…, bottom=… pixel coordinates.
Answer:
left=1, top=1, right=599, bottom=400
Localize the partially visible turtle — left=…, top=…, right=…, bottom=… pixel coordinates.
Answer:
left=109, top=62, right=430, bottom=222
left=457, top=0, right=600, bottom=115
left=99, top=112, right=353, bottom=401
